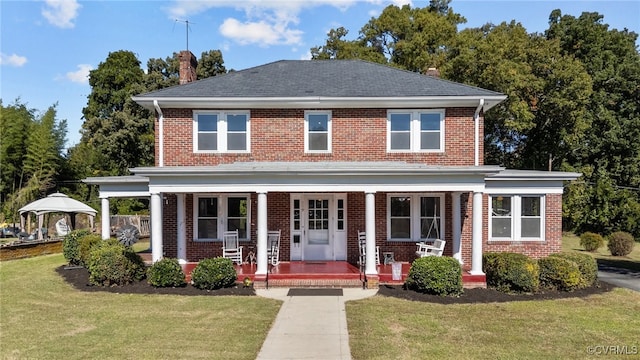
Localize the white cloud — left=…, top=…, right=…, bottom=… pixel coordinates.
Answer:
left=390, top=0, right=412, bottom=6
left=300, top=50, right=312, bottom=60
left=66, top=64, right=92, bottom=83
left=167, top=0, right=362, bottom=47
left=0, top=53, right=28, bottom=67
left=42, top=0, right=81, bottom=29
left=220, top=18, right=303, bottom=46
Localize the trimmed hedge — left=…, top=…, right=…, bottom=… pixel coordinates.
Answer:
left=62, top=229, right=91, bottom=266
left=147, top=258, right=186, bottom=288
left=191, top=257, right=237, bottom=290
left=580, top=232, right=604, bottom=252
left=550, top=252, right=598, bottom=287
left=483, top=252, right=539, bottom=293
left=607, top=231, right=635, bottom=256
left=87, top=240, right=146, bottom=286
left=538, top=256, right=582, bottom=291
left=405, top=256, right=463, bottom=296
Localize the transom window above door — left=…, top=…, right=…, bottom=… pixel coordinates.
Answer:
left=305, top=111, right=332, bottom=153
left=193, top=111, right=250, bottom=153
left=387, top=110, right=444, bottom=152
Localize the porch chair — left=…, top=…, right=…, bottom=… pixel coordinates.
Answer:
left=415, top=239, right=446, bottom=258
left=267, top=230, right=281, bottom=266
left=222, top=230, right=244, bottom=265
left=357, top=231, right=380, bottom=268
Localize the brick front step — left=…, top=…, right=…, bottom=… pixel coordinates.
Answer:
left=254, top=279, right=364, bottom=289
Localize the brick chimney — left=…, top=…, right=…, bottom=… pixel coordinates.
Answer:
left=425, top=67, right=440, bottom=78
left=179, top=50, right=197, bottom=84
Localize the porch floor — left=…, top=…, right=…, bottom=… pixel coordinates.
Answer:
left=175, top=261, right=486, bottom=288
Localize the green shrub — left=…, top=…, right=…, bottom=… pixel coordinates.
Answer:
left=580, top=232, right=604, bottom=252
left=191, top=257, right=237, bottom=290
left=405, top=257, right=463, bottom=296
left=87, top=241, right=146, bottom=286
left=538, top=256, right=582, bottom=291
left=147, top=258, right=186, bottom=288
left=607, top=231, right=635, bottom=256
left=78, top=234, right=103, bottom=267
left=550, top=252, right=598, bottom=287
left=62, top=229, right=91, bottom=265
left=483, top=252, right=539, bottom=293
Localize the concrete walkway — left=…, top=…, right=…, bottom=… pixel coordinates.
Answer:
left=598, top=264, right=640, bottom=292
left=256, top=288, right=378, bottom=360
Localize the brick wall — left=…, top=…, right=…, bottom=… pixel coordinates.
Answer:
left=158, top=107, right=483, bottom=167
left=483, top=193, right=563, bottom=259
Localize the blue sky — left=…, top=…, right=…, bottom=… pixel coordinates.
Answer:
left=2, top=0, right=639, bottom=149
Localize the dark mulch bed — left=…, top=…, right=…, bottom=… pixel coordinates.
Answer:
left=56, top=265, right=617, bottom=303
left=377, top=281, right=618, bottom=304
left=56, top=265, right=255, bottom=296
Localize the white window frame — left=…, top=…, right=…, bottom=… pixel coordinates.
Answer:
left=387, top=109, right=445, bottom=153
left=488, top=195, right=545, bottom=241
left=193, top=194, right=251, bottom=242
left=304, top=110, right=332, bottom=153
left=387, top=193, right=445, bottom=242
left=193, top=110, right=251, bottom=153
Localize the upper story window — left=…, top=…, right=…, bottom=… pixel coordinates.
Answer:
left=305, top=111, right=332, bottom=153
left=193, top=111, right=250, bottom=153
left=387, top=110, right=444, bottom=152
left=388, top=194, right=444, bottom=242
left=489, top=195, right=545, bottom=241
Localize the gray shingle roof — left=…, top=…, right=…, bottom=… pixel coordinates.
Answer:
left=136, top=60, right=503, bottom=98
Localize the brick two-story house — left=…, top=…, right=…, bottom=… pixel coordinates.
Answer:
left=85, top=51, right=579, bottom=287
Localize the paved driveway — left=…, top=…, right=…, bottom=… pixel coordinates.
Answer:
left=598, top=264, right=640, bottom=292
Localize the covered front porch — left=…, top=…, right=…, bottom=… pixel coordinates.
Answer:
left=141, top=258, right=487, bottom=288
left=86, top=162, right=503, bottom=289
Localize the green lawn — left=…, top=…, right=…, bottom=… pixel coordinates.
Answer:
left=347, top=289, right=640, bottom=360
left=0, top=253, right=282, bottom=359
left=562, top=232, right=640, bottom=271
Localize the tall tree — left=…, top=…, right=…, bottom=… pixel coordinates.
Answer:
left=0, top=100, right=31, bottom=206
left=311, top=1, right=464, bottom=72
left=547, top=10, right=640, bottom=237
left=79, top=50, right=152, bottom=177
left=1, top=104, right=67, bottom=220
left=444, top=21, right=592, bottom=169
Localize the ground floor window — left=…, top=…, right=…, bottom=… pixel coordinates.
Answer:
left=489, top=195, right=544, bottom=241
left=388, top=194, right=444, bottom=241
left=193, top=194, right=250, bottom=241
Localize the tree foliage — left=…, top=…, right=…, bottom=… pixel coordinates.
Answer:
left=0, top=101, right=67, bottom=221
left=310, top=4, right=640, bottom=238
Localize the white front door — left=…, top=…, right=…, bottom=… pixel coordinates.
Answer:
left=290, top=194, right=347, bottom=261
left=304, top=197, right=332, bottom=261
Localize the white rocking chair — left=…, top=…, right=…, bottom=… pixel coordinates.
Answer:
left=415, top=239, right=446, bottom=258
left=222, top=230, right=243, bottom=265
left=267, top=230, right=281, bottom=266
left=357, top=231, right=380, bottom=267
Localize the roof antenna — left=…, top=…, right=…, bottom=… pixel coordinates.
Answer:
left=174, top=19, right=194, bottom=52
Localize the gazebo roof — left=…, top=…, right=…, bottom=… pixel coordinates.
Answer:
left=19, top=192, right=97, bottom=216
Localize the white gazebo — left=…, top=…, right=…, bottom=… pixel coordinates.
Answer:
left=18, top=192, right=97, bottom=239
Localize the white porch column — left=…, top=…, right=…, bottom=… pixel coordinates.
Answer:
left=101, top=197, right=110, bottom=240
left=470, top=191, right=484, bottom=275
left=256, top=191, right=268, bottom=276
left=365, top=191, right=377, bottom=276
left=176, top=194, right=187, bottom=264
left=150, top=192, right=163, bottom=262
left=452, top=192, right=462, bottom=263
